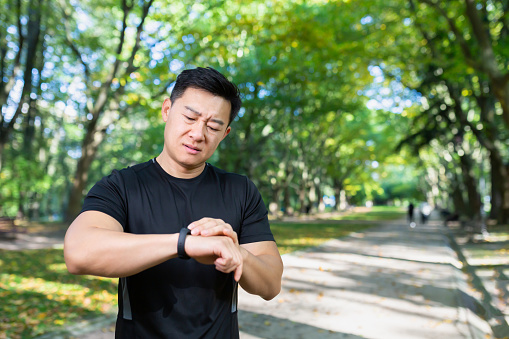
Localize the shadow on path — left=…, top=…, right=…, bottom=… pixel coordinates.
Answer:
left=239, top=310, right=364, bottom=339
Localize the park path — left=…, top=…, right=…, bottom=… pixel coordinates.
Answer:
left=237, top=218, right=496, bottom=339
left=23, top=217, right=503, bottom=338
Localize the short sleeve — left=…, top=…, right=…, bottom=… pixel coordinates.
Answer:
left=81, top=169, right=128, bottom=228
left=238, top=177, right=275, bottom=245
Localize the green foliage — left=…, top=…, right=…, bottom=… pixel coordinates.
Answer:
left=2, top=0, right=507, bottom=221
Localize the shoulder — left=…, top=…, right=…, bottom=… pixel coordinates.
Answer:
left=205, top=164, right=256, bottom=191
left=206, top=164, right=263, bottom=203
left=120, top=159, right=154, bottom=176
left=93, top=159, right=155, bottom=192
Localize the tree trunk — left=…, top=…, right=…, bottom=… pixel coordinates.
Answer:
left=451, top=182, right=468, bottom=217
left=65, top=118, right=107, bottom=221
left=458, top=153, right=481, bottom=219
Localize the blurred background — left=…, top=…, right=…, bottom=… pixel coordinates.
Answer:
left=2, top=0, right=509, bottom=337
left=1, top=0, right=508, bottom=224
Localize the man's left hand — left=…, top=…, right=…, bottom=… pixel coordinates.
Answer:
left=188, top=217, right=239, bottom=245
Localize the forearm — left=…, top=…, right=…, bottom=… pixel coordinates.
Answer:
left=64, top=226, right=179, bottom=278
left=239, top=247, right=283, bottom=300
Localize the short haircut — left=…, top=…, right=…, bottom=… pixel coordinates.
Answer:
left=170, top=67, right=242, bottom=126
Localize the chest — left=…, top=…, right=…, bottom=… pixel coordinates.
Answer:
left=124, top=178, right=243, bottom=235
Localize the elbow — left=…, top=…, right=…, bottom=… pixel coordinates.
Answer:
left=261, top=285, right=281, bottom=301
left=64, top=248, right=87, bottom=275
left=63, top=238, right=90, bottom=275
left=261, top=274, right=283, bottom=301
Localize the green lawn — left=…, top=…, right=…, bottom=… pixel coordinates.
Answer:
left=271, top=222, right=373, bottom=254
left=333, top=206, right=406, bottom=221
left=0, top=249, right=117, bottom=338
left=0, top=206, right=404, bottom=338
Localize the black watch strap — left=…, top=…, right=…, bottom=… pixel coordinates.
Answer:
left=177, top=228, right=191, bottom=260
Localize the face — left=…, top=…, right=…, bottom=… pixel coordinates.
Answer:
left=159, top=87, right=231, bottom=177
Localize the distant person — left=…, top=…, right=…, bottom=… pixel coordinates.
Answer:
left=408, top=202, right=416, bottom=227
left=420, top=203, right=431, bottom=224
left=64, top=67, right=283, bottom=338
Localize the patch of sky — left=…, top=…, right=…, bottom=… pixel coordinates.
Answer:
left=170, top=59, right=184, bottom=72
left=2, top=79, right=24, bottom=121
left=67, top=148, right=82, bottom=159
left=7, top=25, right=16, bottom=34
left=189, top=10, right=199, bottom=20
left=145, top=21, right=160, bottom=35
left=258, top=88, right=270, bottom=99
left=106, top=124, right=115, bottom=134
left=403, top=18, right=412, bottom=26
left=368, top=65, right=384, bottom=83
left=167, top=81, right=176, bottom=95
left=6, top=50, right=16, bottom=60
left=7, top=41, right=19, bottom=52
left=182, top=34, right=195, bottom=44
left=364, top=65, right=421, bottom=114
left=360, top=15, right=373, bottom=25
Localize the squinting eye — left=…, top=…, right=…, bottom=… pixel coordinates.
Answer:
left=208, top=126, right=219, bottom=131
left=184, top=115, right=195, bottom=121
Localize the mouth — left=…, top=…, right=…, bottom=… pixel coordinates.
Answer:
left=184, top=144, right=201, bottom=154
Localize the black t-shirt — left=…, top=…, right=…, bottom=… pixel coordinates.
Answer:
left=81, top=159, right=275, bottom=338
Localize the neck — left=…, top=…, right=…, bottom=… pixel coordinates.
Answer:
left=155, top=154, right=205, bottom=179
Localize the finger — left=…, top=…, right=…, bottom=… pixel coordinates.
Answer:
left=202, top=224, right=232, bottom=236
left=188, top=217, right=212, bottom=230
left=233, top=265, right=242, bottom=282
left=221, top=228, right=238, bottom=244
left=189, top=219, right=228, bottom=235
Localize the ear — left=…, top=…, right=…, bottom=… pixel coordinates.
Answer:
left=162, top=98, right=172, bottom=122
left=221, top=126, right=231, bottom=141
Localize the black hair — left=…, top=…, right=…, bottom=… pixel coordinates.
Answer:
left=170, top=67, right=242, bottom=126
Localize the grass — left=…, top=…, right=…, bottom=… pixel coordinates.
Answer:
left=0, top=249, right=117, bottom=338
left=332, top=206, right=406, bottom=221
left=271, top=222, right=373, bottom=254
left=0, top=206, right=404, bottom=338
left=461, top=226, right=509, bottom=260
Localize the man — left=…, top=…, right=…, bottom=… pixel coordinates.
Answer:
left=408, top=202, right=415, bottom=228
left=64, top=67, right=283, bottom=338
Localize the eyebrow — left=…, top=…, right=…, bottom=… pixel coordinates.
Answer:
left=185, top=105, right=225, bottom=126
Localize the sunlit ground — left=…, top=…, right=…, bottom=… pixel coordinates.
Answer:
left=0, top=206, right=405, bottom=338
left=0, top=249, right=117, bottom=338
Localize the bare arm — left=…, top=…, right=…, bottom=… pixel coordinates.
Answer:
left=189, top=218, right=283, bottom=300
left=239, top=241, right=283, bottom=300
left=64, top=211, right=180, bottom=277
left=64, top=211, right=243, bottom=278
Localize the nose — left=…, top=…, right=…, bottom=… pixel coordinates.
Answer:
left=188, top=122, right=206, bottom=141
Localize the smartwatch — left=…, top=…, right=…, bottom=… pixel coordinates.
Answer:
left=178, top=228, right=191, bottom=260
